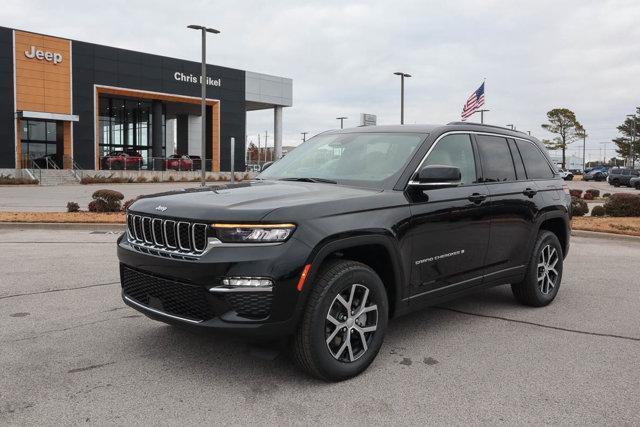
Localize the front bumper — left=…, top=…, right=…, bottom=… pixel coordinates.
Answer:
left=117, top=233, right=312, bottom=338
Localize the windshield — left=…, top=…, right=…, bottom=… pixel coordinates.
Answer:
left=259, top=132, right=426, bottom=188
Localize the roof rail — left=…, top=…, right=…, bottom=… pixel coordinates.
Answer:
left=446, top=121, right=529, bottom=135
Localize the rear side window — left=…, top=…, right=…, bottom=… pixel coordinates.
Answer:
left=508, top=139, right=527, bottom=180
left=476, top=135, right=516, bottom=182
left=622, top=170, right=630, bottom=176
left=515, top=140, right=555, bottom=179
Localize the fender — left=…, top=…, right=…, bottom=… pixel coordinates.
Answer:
left=530, top=208, right=570, bottom=257
left=297, top=231, right=408, bottom=318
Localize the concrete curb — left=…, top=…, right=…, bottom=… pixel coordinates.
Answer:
left=0, top=222, right=125, bottom=232
left=571, top=229, right=640, bottom=242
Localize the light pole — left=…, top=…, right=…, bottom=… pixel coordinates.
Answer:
left=336, top=117, right=347, bottom=129
left=600, top=141, right=609, bottom=165
left=582, top=133, right=586, bottom=173
left=301, top=132, right=308, bottom=142
left=393, top=72, right=411, bottom=124
left=188, top=24, right=220, bottom=186
left=627, top=114, right=636, bottom=168
left=476, top=109, right=489, bottom=124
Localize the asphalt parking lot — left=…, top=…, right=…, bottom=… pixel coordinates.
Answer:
left=1, top=227, right=639, bottom=424
left=567, top=177, right=638, bottom=195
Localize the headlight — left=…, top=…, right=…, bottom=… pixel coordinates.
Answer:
left=212, top=223, right=296, bottom=243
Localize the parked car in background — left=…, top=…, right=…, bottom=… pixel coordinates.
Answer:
left=630, top=176, right=640, bottom=189
left=164, top=154, right=201, bottom=171
left=102, top=149, right=143, bottom=170
left=558, top=169, right=574, bottom=181
left=583, top=169, right=607, bottom=182
left=585, top=165, right=608, bottom=174
left=608, top=167, right=639, bottom=187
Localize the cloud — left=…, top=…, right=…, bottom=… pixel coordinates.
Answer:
left=2, top=0, right=639, bottom=157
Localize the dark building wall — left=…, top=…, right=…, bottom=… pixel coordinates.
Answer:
left=71, top=41, right=246, bottom=170
left=0, top=28, right=15, bottom=168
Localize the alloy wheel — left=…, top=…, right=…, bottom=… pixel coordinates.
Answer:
left=325, top=284, right=378, bottom=363
left=537, top=244, right=559, bottom=295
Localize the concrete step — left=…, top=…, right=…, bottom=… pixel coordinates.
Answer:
left=36, top=169, right=80, bottom=186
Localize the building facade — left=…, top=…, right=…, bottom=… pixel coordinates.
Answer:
left=0, top=27, right=292, bottom=172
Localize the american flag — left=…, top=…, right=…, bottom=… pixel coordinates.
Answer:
left=461, top=82, right=485, bottom=121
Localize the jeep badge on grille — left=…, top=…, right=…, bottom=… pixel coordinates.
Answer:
left=155, top=205, right=168, bottom=212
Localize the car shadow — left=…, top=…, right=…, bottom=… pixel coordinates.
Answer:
left=122, top=284, right=517, bottom=384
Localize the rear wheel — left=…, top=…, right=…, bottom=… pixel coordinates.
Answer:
left=612, top=179, right=620, bottom=187
left=292, top=260, right=388, bottom=381
left=511, top=230, right=563, bottom=307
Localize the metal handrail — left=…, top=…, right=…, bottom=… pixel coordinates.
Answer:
left=20, top=154, right=42, bottom=184
left=62, top=155, right=84, bottom=180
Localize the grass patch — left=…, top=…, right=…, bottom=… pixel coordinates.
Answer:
left=572, top=217, right=640, bottom=237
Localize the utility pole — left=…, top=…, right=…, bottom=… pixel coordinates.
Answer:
left=477, top=109, right=489, bottom=124
left=628, top=114, right=637, bottom=168
left=582, top=133, right=586, bottom=173
left=257, top=133, right=261, bottom=167
left=393, top=72, right=411, bottom=124
left=301, top=132, right=308, bottom=142
left=264, top=130, right=269, bottom=162
left=187, top=25, right=220, bottom=186
left=336, top=117, right=347, bottom=129
left=600, top=142, right=609, bottom=165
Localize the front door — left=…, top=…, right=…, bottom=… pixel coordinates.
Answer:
left=20, top=119, right=62, bottom=168
left=406, top=133, right=491, bottom=300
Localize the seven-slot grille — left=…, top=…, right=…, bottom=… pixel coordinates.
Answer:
left=127, top=213, right=208, bottom=256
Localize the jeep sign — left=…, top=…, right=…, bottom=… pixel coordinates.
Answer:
left=24, top=46, right=63, bottom=65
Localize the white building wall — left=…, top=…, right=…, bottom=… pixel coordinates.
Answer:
left=188, top=115, right=202, bottom=157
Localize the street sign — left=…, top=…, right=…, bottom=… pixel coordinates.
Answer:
left=360, top=113, right=377, bottom=127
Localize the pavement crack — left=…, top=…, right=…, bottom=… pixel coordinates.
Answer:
left=68, top=362, right=115, bottom=374
left=0, top=281, right=119, bottom=301
left=436, top=307, right=640, bottom=343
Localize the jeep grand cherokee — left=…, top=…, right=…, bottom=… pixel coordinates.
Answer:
left=118, top=122, right=571, bottom=381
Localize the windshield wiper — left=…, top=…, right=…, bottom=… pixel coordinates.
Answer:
left=279, top=177, right=337, bottom=184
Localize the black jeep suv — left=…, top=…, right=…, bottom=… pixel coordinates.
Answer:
left=118, top=123, right=571, bottom=381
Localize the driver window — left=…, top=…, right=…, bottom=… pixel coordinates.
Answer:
left=422, top=134, right=477, bottom=186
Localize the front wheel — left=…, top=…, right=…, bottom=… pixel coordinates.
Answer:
left=511, top=230, right=563, bottom=307
left=292, top=260, right=388, bottom=381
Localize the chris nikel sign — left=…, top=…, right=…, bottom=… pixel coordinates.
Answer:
left=24, top=45, right=63, bottom=64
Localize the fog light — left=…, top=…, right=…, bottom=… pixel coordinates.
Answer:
left=221, top=277, right=273, bottom=287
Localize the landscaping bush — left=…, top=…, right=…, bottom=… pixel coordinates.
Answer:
left=66, top=201, right=80, bottom=213
left=135, top=175, right=148, bottom=183
left=604, top=193, right=640, bottom=217
left=122, top=198, right=137, bottom=211
left=585, top=189, right=600, bottom=198
left=91, top=189, right=124, bottom=212
left=571, top=196, right=588, bottom=216
left=88, top=200, right=97, bottom=212
left=603, top=193, right=611, bottom=198
left=569, top=189, right=583, bottom=198
left=591, top=205, right=606, bottom=217
left=80, top=174, right=130, bottom=184
left=151, top=175, right=160, bottom=183
left=583, top=192, right=594, bottom=200
left=0, top=173, right=38, bottom=185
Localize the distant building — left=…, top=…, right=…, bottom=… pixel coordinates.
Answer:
left=550, top=154, right=583, bottom=171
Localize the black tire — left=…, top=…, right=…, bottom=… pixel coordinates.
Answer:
left=511, top=230, right=563, bottom=307
left=567, top=175, right=573, bottom=181
left=612, top=179, right=620, bottom=187
left=292, top=259, right=388, bottom=381
left=112, top=161, right=123, bottom=170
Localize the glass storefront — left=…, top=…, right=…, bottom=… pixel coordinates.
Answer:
left=98, top=97, right=165, bottom=168
left=20, top=119, right=61, bottom=167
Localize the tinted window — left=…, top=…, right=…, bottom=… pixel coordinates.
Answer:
left=515, top=140, right=555, bottom=179
left=423, top=134, right=477, bottom=185
left=508, top=139, right=527, bottom=180
left=476, top=135, right=516, bottom=182
left=622, top=170, right=630, bottom=176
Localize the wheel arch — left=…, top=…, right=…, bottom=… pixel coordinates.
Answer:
left=303, top=233, right=406, bottom=318
left=536, top=213, right=570, bottom=258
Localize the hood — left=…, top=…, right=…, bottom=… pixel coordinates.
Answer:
left=128, top=180, right=383, bottom=222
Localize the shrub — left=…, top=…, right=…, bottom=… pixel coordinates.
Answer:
left=604, top=193, right=640, bottom=217
left=571, top=196, right=588, bottom=217
left=88, top=200, right=97, bottom=212
left=122, top=198, right=136, bottom=211
left=151, top=175, right=160, bottom=183
left=168, top=175, right=175, bottom=182
left=569, top=189, right=583, bottom=198
left=80, top=174, right=129, bottom=185
left=591, top=205, right=606, bottom=217
left=135, top=175, right=148, bottom=183
left=0, top=173, right=39, bottom=185
left=91, top=189, right=124, bottom=212
left=583, top=192, right=594, bottom=200
left=603, top=193, right=611, bottom=198
left=585, top=189, right=600, bottom=198
left=66, top=201, right=80, bottom=212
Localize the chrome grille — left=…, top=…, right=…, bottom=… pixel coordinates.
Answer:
left=127, top=213, right=209, bottom=258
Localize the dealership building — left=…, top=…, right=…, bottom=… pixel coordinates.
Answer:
left=0, top=26, right=292, bottom=172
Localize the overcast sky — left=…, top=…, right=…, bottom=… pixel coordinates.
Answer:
left=3, top=0, right=640, bottom=162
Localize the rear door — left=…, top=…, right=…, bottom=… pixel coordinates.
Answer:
left=406, top=133, right=491, bottom=299
left=475, top=134, right=542, bottom=283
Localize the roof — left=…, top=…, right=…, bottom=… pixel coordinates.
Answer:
left=327, top=122, right=536, bottom=140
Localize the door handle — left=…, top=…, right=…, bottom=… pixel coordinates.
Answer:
left=523, top=188, right=538, bottom=198
left=468, top=193, right=487, bottom=204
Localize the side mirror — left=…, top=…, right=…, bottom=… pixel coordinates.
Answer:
left=409, top=164, right=461, bottom=188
